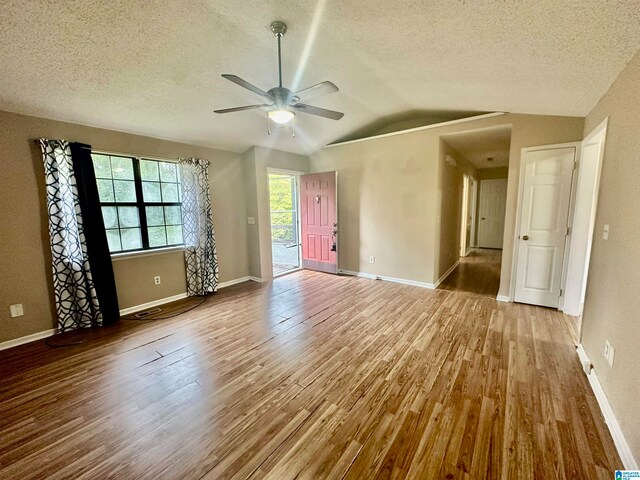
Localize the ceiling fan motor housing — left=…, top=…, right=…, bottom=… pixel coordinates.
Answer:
left=268, top=87, right=299, bottom=109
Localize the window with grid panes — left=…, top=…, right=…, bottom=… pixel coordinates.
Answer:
left=92, top=154, right=184, bottom=253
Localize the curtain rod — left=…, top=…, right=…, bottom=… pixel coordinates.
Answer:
left=86, top=147, right=179, bottom=164
left=34, top=140, right=180, bottom=163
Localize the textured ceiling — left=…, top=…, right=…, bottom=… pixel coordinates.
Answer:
left=1, top=1, right=639, bottom=155
left=443, top=126, right=512, bottom=169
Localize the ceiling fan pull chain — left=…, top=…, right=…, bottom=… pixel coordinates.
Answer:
left=292, top=115, right=296, bottom=138
left=267, top=114, right=271, bottom=136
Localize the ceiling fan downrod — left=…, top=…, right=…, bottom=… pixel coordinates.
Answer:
left=270, top=21, right=287, bottom=88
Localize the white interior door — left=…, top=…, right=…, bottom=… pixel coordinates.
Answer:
left=563, top=121, right=607, bottom=316
left=477, top=179, right=507, bottom=248
left=514, top=146, right=576, bottom=308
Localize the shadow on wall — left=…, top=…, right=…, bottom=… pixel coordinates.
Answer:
left=29, top=139, right=57, bottom=328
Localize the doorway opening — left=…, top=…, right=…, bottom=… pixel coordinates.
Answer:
left=268, top=172, right=301, bottom=276
left=438, top=126, right=512, bottom=297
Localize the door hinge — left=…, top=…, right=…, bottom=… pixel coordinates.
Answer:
left=559, top=288, right=563, bottom=297
left=566, top=227, right=570, bottom=236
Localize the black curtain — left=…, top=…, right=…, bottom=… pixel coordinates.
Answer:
left=69, top=142, right=120, bottom=324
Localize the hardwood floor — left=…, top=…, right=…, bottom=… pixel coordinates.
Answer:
left=0, top=270, right=621, bottom=479
left=438, top=248, right=502, bottom=297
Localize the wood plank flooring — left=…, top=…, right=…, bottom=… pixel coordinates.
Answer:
left=0, top=270, right=621, bottom=479
left=438, top=248, right=502, bottom=297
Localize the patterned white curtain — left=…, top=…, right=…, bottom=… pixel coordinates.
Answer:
left=39, top=139, right=102, bottom=332
left=179, top=157, right=219, bottom=296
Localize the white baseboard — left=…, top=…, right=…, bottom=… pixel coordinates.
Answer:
left=0, top=328, right=57, bottom=352
left=119, top=293, right=189, bottom=316
left=119, top=276, right=263, bottom=316
left=218, top=276, right=253, bottom=288
left=339, top=269, right=435, bottom=289
left=576, top=344, right=638, bottom=470
left=432, top=261, right=460, bottom=289
left=496, top=295, right=511, bottom=302
left=249, top=276, right=264, bottom=283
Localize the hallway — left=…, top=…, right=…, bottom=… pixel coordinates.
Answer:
left=438, top=248, right=502, bottom=297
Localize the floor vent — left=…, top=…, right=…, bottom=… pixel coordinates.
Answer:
left=134, top=307, right=162, bottom=318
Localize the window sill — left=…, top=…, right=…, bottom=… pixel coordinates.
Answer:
left=111, top=245, right=185, bottom=262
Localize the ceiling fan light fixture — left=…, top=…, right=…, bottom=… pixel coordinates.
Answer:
left=268, top=109, right=294, bottom=124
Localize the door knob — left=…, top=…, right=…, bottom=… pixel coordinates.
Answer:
left=522, top=235, right=530, bottom=241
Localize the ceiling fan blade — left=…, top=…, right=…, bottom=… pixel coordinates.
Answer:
left=292, top=103, right=344, bottom=120
left=214, top=103, right=272, bottom=114
left=294, top=81, right=339, bottom=101
left=221, top=74, right=273, bottom=100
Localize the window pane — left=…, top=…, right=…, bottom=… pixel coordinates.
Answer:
left=97, top=179, right=115, bottom=202
left=145, top=206, right=164, bottom=226
left=106, top=229, right=121, bottom=252
left=117, top=206, right=139, bottom=227
left=161, top=183, right=178, bottom=202
left=140, top=159, right=159, bottom=181
left=113, top=180, right=136, bottom=202
left=102, top=206, right=118, bottom=229
left=159, top=162, right=177, bottom=182
left=142, top=181, right=161, bottom=202
left=148, top=226, right=167, bottom=247
left=110, top=156, right=134, bottom=180
left=166, top=225, right=183, bottom=245
left=120, top=228, right=142, bottom=250
left=164, top=206, right=182, bottom=225
left=92, top=155, right=112, bottom=178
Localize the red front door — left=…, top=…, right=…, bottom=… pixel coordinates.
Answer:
left=300, top=172, right=337, bottom=274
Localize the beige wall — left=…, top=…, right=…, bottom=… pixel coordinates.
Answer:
left=310, top=131, right=440, bottom=284
left=242, top=147, right=261, bottom=278
left=243, top=146, right=308, bottom=279
left=0, top=110, right=249, bottom=343
left=437, top=141, right=477, bottom=279
left=310, top=113, right=584, bottom=288
left=580, top=51, right=640, bottom=460
left=477, top=166, right=509, bottom=180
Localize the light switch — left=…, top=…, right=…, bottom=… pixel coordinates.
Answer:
left=602, top=224, right=609, bottom=240
left=10, top=304, right=24, bottom=317
left=247, top=217, right=255, bottom=225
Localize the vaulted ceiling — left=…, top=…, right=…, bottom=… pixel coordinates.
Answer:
left=1, top=1, right=639, bottom=155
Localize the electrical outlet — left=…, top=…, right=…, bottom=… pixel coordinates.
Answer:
left=154, top=276, right=161, bottom=285
left=9, top=304, right=24, bottom=318
left=369, top=256, right=375, bottom=264
left=247, top=217, right=255, bottom=225
left=602, top=224, right=610, bottom=240
left=604, top=340, right=615, bottom=367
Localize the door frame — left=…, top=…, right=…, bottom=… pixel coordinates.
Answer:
left=459, top=174, right=472, bottom=257
left=507, top=141, right=581, bottom=302
left=562, top=118, right=608, bottom=321
left=469, top=177, right=478, bottom=248
left=267, top=167, right=304, bottom=277
left=477, top=178, right=508, bottom=249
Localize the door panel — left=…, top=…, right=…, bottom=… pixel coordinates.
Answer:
left=514, top=147, right=576, bottom=307
left=300, top=172, right=337, bottom=274
left=477, top=179, right=507, bottom=248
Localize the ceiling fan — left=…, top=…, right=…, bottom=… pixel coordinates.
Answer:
left=214, top=21, right=344, bottom=128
